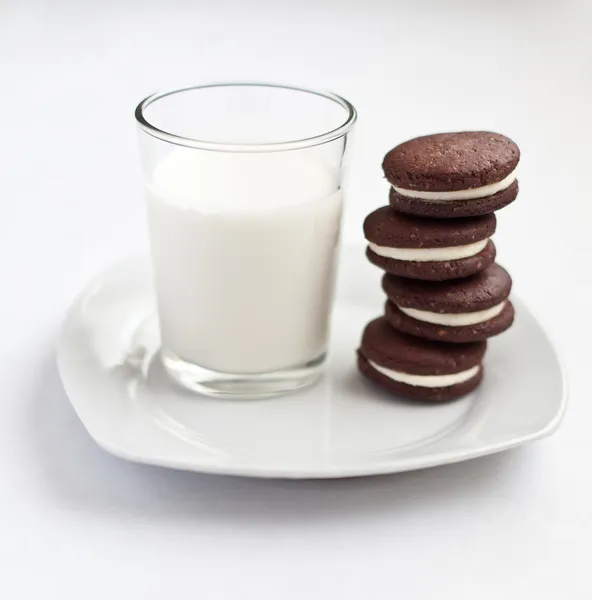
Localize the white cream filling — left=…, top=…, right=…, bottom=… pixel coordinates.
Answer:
left=392, top=168, right=516, bottom=201
left=400, top=300, right=506, bottom=326
left=369, top=360, right=479, bottom=388
left=367, top=239, right=488, bottom=262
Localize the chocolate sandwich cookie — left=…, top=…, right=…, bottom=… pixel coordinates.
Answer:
left=358, top=317, right=486, bottom=401
left=364, top=206, right=497, bottom=281
left=383, top=131, right=520, bottom=218
left=382, top=263, right=514, bottom=343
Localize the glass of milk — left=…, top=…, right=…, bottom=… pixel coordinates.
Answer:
left=135, top=83, right=356, bottom=397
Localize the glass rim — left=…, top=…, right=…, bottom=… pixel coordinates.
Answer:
left=134, top=82, right=357, bottom=152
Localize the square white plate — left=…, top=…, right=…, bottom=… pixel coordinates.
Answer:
left=57, top=247, right=566, bottom=478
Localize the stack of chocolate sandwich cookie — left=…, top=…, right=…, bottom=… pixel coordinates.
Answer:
left=358, top=131, right=519, bottom=402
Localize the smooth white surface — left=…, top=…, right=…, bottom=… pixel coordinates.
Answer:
left=392, top=168, right=517, bottom=200
left=146, top=151, right=342, bottom=373
left=368, top=361, right=481, bottom=388
left=400, top=301, right=507, bottom=326
left=2, top=0, right=591, bottom=598
left=56, top=249, right=564, bottom=477
left=367, top=238, right=488, bottom=261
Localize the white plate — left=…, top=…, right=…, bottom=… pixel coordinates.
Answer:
left=57, top=247, right=566, bottom=479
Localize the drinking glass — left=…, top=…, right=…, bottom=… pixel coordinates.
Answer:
left=135, top=83, right=356, bottom=397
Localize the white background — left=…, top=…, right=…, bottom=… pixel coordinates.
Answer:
left=2, top=0, right=591, bottom=597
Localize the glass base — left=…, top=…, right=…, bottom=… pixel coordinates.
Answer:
left=161, top=349, right=326, bottom=398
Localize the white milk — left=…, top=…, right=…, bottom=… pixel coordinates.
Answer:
left=145, top=150, right=343, bottom=374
